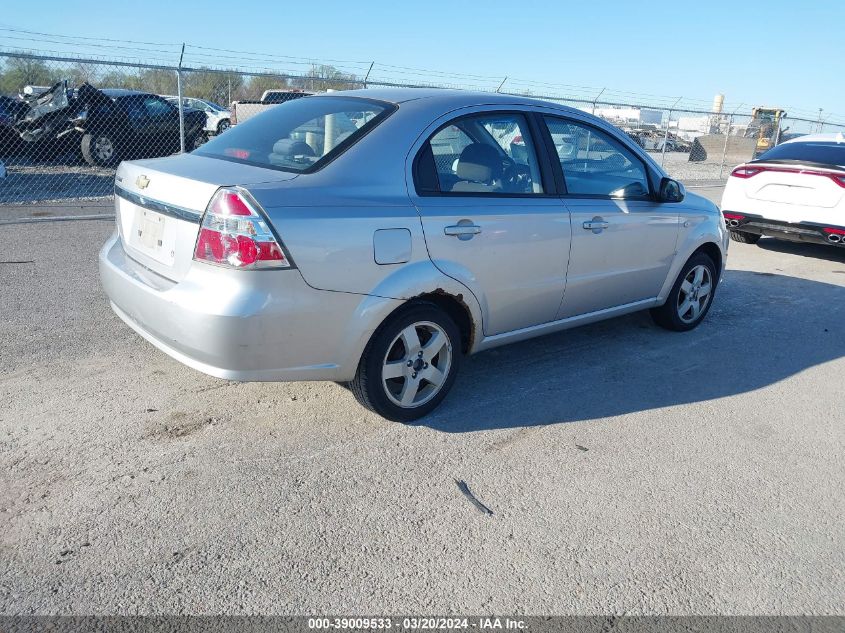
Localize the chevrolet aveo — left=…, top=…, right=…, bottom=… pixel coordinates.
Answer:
left=100, top=89, right=728, bottom=421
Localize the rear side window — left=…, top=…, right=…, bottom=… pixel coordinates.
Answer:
left=415, top=113, right=545, bottom=195
left=756, top=141, right=845, bottom=168
left=195, top=96, right=393, bottom=173
left=544, top=116, right=650, bottom=198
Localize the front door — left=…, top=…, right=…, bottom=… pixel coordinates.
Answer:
left=541, top=115, right=680, bottom=318
left=411, top=111, right=571, bottom=336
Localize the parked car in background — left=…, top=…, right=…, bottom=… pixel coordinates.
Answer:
left=100, top=89, right=728, bottom=422
left=164, top=96, right=231, bottom=136
left=632, top=129, right=691, bottom=153
left=75, top=88, right=206, bottom=167
left=721, top=133, right=845, bottom=248
left=229, top=89, right=311, bottom=125
left=9, top=82, right=207, bottom=165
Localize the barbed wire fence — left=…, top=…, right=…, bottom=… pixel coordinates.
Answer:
left=1, top=43, right=843, bottom=207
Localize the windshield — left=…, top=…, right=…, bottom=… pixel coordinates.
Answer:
left=194, top=96, right=393, bottom=173
left=202, top=100, right=226, bottom=111
left=756, top=140, right=845, bottom=168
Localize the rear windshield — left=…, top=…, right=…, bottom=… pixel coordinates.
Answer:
left=194, top=96, right=393, bottom=173
left=755, top=140, right=845, bottom=168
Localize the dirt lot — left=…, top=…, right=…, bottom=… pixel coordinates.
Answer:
left=1, top=199, right=844, bottom=615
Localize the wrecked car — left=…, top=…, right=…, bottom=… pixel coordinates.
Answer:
left=13, top=82, right=206, bottom=167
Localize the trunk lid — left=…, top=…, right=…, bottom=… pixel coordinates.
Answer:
left=115, top=153, right=297, bottom=282
left=744, top=164, right=845, bottom=209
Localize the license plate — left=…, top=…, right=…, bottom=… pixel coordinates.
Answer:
left=130, top=209, right=175, bottom=266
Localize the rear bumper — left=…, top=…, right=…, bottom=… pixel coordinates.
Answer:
left=99, top=232, right=402, bottom=382
left=723, top=212, right=845, bottom=247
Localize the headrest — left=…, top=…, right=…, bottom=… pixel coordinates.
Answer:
left=272, top=139, right=316, bottom=156
left=456, top=143, right=501, bottom=183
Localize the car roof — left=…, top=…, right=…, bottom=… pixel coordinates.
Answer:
left=100, top=88, right=149, bottom=99
left=782, top=132, right=845, bottom=145
left=320, top=87, right=582, bottom=113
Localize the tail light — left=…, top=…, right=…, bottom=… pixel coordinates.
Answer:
left=822, top=227, right=845, bottom=235
left=193, top=188, right=293, bottom=269
left=730, top=166, right=762, bottom=179
left=731, top=164, right=845, bottom=187
left=723, top=212, right=745, bottom=220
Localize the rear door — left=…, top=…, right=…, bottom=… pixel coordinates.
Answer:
left=541, top=115, right=679, bottom=318
left=410, top=110, right=571, bottom=336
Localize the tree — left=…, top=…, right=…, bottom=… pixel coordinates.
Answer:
left=137, top=69, right=177, bottom=96
left=291, top=64, right=359, bottom=92
left=0, top=55, right=60, bottom=95
left=183, top=69, right=244, bottom=105
left=68, top=62, right=99, bottom=86
left=99, top=69, right=138, bottom=90
left=242, top=74, right=289, bottom=100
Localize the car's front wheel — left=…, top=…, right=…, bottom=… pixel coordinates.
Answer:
left=729, top=230, right=761, bottom=244
left=81, top=132, right=120, bottom=167
left=651, top=252, right=718, bottom=332
left=351, top=302, right=461, bottom=422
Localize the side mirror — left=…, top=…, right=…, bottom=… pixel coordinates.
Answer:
left=658, top=177, right=685, bottom=203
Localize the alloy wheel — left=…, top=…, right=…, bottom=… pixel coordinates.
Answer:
left=95, top=136, right=114, bottom=162
left=381, top=321, right=452, bottom=408
left=677, top=264, right=713, bottom=324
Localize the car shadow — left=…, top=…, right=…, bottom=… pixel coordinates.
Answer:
left=421, top=269, right=845, bottom=432
left=755, top=237, right=845, bottom=264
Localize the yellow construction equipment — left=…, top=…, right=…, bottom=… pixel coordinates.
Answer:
left=747, top=107, right=787, bottom=156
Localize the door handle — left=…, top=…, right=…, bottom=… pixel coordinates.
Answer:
left=444, top=224, right=482, bottom=238
left=582, top=217, right=609, bottom=233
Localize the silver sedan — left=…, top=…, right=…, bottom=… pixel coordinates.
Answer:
left=100, top=89, right=728, bottom=421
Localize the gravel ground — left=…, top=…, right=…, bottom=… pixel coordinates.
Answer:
left=1, top=198, right=844, bottom=615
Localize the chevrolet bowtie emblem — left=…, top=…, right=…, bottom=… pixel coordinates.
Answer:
left=136, top=175, right=150, bottom=189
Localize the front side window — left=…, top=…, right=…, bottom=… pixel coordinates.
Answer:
left=544, top=116, right=649, bottom=198
left=418, top=113, right=544, bottom=195
left=195, top=96, right=392, bottom=173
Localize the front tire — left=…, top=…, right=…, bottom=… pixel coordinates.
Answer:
left=729, top=230, right=761, bottom=244
left=350, top=303, right=461, bottom=422
left=650, top=252, right=718, bottom=332
left=81, top=132, right=120, bottom=167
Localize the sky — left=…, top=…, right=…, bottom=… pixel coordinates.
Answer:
left=1, top=0, right=842, bottom=122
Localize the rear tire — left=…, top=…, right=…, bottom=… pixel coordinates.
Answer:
left=81, top=132, right=120, bottom=167
left=350, top=302, right=461, bottom=422
left=729, top=230, right=761, bottom=244
left=650, top=252, right=718, bottom=332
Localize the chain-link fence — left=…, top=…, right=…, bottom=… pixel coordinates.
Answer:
left=1, top=50, right=843, bottom=206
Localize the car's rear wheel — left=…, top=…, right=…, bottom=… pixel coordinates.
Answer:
left=81, top=132, right=120, bottom=167
left=651, top=252, right=717, bottom=332
left=729, top=230, right=761, bottom=244
left=350, top=303, right=461, bottom=422
left=217, top=119, right=230, bottom=135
